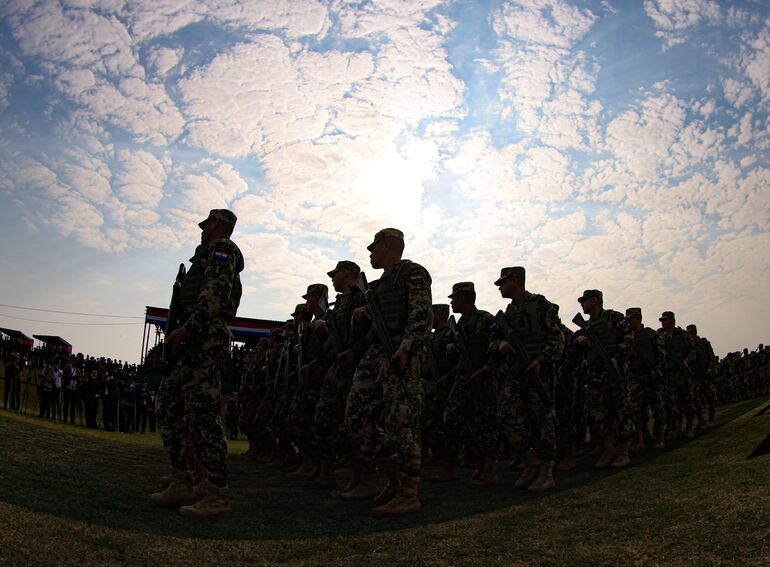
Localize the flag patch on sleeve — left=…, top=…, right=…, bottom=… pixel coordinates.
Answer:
left=409, top=270, right=425, bottom=285
left=213, top=247, right=231, bottom=263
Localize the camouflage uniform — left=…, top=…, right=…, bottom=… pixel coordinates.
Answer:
left=579, top=305, right=634, bottom=441
left=313, top=282, right=368, bottom=457
left=158, top=231, right=243, bottom=485
left=487, top=290, right=564, bottom=461
left=421, top=320, right=455, bottom=459
left=691, top=332, right=717, bottom=421
left=444, top=306, right=497, bottom=461
left=627, top=318, right=666, bottom=436
left=344, top=259, right=432, bottom=475
left=659, top=321, right=696, bottom=432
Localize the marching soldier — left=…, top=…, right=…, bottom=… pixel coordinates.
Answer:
left=483, top=267, right=564, bottom=491
left=344, top=228, right=432, bottom=517
left=575, top=290, right=634, bottom=469
left=658, top=312, right=696, bottom=439
left=625, top=308, right=666, bottom=451
left=153, top=209, right=244, bottom=519
left=687, top=324, right=717, bottom=428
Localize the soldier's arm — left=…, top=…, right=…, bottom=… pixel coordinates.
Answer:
left=536, top=301, right=565, bottom=365
left=181, top=240, right=237, bottom=336
left=655, top=331, right=666, bottom=375
left=399, top=267, right=433, bottom=353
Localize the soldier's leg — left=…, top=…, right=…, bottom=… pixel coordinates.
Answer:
left=470, top=377, right=500, bottom=487
left=344, top=347, right=385, bottom=469
left=436, top=378, right=468, bottom=481
left=157, top=367, right=189, bottom=472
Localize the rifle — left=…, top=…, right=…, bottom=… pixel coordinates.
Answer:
left=356, top=272, right=410, bottom=397
left=572, top=313, right=627, bottom=395
left=494, top=310, right=556, bottom=418
left=320, top=292, right=352, bottom=374
left=162, top=263, right=187, bottom=377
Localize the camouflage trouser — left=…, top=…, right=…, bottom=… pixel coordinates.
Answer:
left=237, top=391, right=260, bottom=439
left=694, top=378, right=717, bottom=412
left=313, top=361, right=353, bottom=456
left=498, top=367, right=556, bottom=461
left=285, top=369, right=324, bottom=455
left=554, top=367, right=576, bottom=440
left=584, top=368, right=634, bottom=440
left=444, top=374, right=498, bottom=460
left=421, top=379, right=449, bottom=456
left=253, top=387, right=277, bottom=436
left=664, top=370, right=695, bottom=427
left=627, top=371, right=665, bottom=434
left=157, top=326, right=229, bottom=483
left=344, top=344, right=422, bottom=475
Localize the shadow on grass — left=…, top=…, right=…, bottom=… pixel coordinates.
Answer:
left=0, top=396, right=766, bottom=541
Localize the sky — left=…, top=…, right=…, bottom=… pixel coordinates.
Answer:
left=0, top=0, right=768, bottom=363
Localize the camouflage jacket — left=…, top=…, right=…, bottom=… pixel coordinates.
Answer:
left=180, top=236, right=244, bottom=337
left=452, top=307, right=495, bottom=376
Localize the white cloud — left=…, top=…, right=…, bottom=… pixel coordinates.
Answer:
left=643, top=0, right=721, bottom=50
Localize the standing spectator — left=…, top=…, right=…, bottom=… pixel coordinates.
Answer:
left=4, top=352, right=21, bottom=411
left=100, top=371, right=116, bottom=431
left=226, top=395, right=239, bottom=440
left=38, top=363, right=54, bottom=419
left=147, top=389, right=157, bottom=433
left=51, top=360, right=63, bottom=421
left=62, top=362, right=80, bottom=425
left=82, top=368, right=100, bottom=429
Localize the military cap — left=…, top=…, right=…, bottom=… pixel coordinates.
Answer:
left=659, top=311, right=676, bottom=321
left=432, top=303, right=450, bottom=313
left=494, top=266, right=525, bottom=286
left=448, top=282, right=475, bottom=298
left=291, top=303, right=310, bottom=316
left=198, top=209, right=237, bottom=229
left=327, top=260, right=360, bottom=278
left=302, top=283, right=328, bottom=299
left=686, top=324, right=697, bottom=332
left=625, top=307, right=642, bottom=318
left=367, top=228, right=404, bottom=251
left=578, top=289, right=603, bottom=303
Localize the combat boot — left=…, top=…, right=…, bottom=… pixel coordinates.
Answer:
left=340, top=464, right=361, bottom=494
left=683, top=419, right=695, bottom=438
left=151, top=470, right=197, bottom=508
left=667, top=422, right=682, bottom=441
left=555, top=444, right=576, bottom=471
left=528, top=461, right=555, bottom=492
left=159, top=473, right=173, bottom=487
left=471, top=458, right=497, bottom=487
left=595, top=437, right=618, bottom=469
left=515, top=451, right=541, bottom=488
left=287, top=455, right=319, bottom=480
left=339, top=466, right=380, bottom=501
left=651, top=428, right=665, bottom=450
left=629, top=430, right=646, bottom=455
left=610, top=442, right=631, bottom=469
left=307, top=458, right=338, bottom=490
left=432, top=456, right=458, bottom=483
left=708, top=406, right=716, bottom=426
left=179, top=480, right=232, bottom=520
left=695, top=410, right=705, bottom=431
left=371, top=460, right=401, bottom=507
left=372, top=474, right=422, bottom=518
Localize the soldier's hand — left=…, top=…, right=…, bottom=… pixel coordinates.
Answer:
left=576, top=335, right=591, bottom=348
left=611, top=357, right=619, bottom=369
left=292, top=345, right=300, bottom=356
left=527, top=359, right=541, bottom=374
left=470, top=368, right=487, bottom=381
left=446, top=343, right=458, bottom=354
left=301, top=364, right=312, bottom=374
left=392, top=348, right=411, bottom=370
left=353, top=307, right=372, bottom=321
left=338, top=349, right=354, bottom=365
left=166, top=328, right=189, bottom=353
left=438, top=374, right=448, bottom=384
left=499, top=340, right=515, bottom=355
left=312, top=319, right=328, bottom=332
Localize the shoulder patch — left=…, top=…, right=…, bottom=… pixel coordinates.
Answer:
left=212, top=245, right=231, bottom=264
left=408, top=270, right=425, bottom=286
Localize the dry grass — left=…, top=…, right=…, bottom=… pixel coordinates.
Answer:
left=0, top=398, right=768, bottom=566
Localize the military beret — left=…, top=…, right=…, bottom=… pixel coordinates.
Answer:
left=625, top=307, right=642, bottom=318
left=327, top=260, right=360, bottom=278
left=367, top=228, right=404, bottom=251
left=302, top=283, right=328, bottom=299
left=659, top=311, right=675, bottom=321
left=432, top=303, right=450, bottom=313
left=198, top=209, right=237, bottom=229
left=578, top=289, right=603, bottom=303
left=494, top=266, right=525, bottom=286
left=686, top=324, right=697, bottom=332
left=448, top=282, right=475, bottom=297
left=291, top=303, right=309, bottom=316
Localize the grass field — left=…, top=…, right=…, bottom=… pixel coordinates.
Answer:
left=0, top=398, right=768, bottom=566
